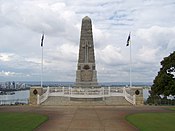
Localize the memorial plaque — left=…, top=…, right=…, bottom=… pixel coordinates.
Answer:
left=81, top=70, right=93, bottom=81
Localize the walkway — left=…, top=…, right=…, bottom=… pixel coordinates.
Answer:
left=0, top=105, right=170, bottom=131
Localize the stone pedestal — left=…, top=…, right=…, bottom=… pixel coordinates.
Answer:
left=29, top=86, right=43, bottom=105
left=130, top=87, right=144, bottom=105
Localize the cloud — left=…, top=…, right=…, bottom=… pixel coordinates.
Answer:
left=0, top=53, right=14, bottom=62
left=96, top=45, right=125, bottom=65
left=136, top=26, right=175, bottom=60
left=0, top=70, right=16, bottom=76
left=0, top=0, right=175, bottom=82
left=0, top=70, right=30, bottom=82
left=137, top=46, right=158, bottom=64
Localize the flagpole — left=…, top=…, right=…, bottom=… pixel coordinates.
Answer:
left=129, top=38, right=132, bottom=88
left=41, top=45, right=43, bottom=88
left=40, top=33, right=44, bottom=88
left=126, top=32, right=132, bottom=88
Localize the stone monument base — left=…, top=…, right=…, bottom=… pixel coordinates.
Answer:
left=75, top=82, right=100, bottom=88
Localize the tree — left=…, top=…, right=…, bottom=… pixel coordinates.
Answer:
left=151, top=51, right=175, bottom=97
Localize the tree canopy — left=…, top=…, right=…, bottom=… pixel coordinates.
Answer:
left=151, top=51, right=175, bottom=96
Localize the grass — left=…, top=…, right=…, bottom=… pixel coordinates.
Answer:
left=126, top=112, right=175, bottom=131
left=0, top=112, right=48, bottom=131
left=169, top=107, right=175, bottom=111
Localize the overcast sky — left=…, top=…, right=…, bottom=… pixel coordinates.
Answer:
left=0, top=0, right=175, bottom=83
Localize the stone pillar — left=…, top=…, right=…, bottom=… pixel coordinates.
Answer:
left=29, top=86, right=43, bottom=105
left=130, top=87, right=144, bottom=105
left=75, top=16, right=98, bottom=88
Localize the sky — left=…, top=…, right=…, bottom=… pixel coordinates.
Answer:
left=0, top=0, right=175, bottom=83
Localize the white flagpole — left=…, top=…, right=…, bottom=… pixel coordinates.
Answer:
left=129, top=38, right=132, bottom=88
left=41, top=33, right=44, bottom=88
left=41, top=45, right=43, bottom=88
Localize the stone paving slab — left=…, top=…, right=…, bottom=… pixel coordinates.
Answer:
left=0, top=105, right=171, bottom=131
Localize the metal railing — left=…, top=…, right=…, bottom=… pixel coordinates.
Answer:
left=37, top=86, right=49, bottom=104
left=37, top=86, right=136, bottom=105
left=123, top=87, right=135, bottom=105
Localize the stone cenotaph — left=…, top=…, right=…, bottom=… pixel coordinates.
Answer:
left=75, top=16, right=98, bottom=88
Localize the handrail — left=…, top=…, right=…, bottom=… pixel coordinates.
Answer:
left=123, top=87, right=135, bottom=105
left=37, top=86, right=50, bottom=104
left=48, top=87, right=126, bottom=98
left=37, top=86, right=136, bottom=105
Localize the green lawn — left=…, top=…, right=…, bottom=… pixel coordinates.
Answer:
left=126, top=112, right=175, bottom=131
left=169, top=107, right=175, bottom=111
left=0, top=112, right=48, bottom=131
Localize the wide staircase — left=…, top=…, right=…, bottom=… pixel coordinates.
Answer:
left=39, top=87, right=134, bottom=106
left=41, top=96, right=131, bottom=106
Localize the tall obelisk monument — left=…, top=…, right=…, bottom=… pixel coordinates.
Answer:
left=75, top=16, right=98, bottom=88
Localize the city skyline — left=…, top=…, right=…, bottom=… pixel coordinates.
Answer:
left=0, top=0, right=175, bottom=82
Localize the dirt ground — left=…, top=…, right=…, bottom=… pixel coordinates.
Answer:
left=0, top=105, right=172, bottom=131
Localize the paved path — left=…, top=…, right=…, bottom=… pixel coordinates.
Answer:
left=0, top=105, right=171, bottom=131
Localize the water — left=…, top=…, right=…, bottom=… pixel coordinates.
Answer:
left=0, top=90, right=29, bottom=105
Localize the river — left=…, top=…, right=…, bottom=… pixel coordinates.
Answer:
left=0, top=90, right=29, bottom=105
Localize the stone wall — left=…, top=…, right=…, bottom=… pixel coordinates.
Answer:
left=130, top=87, right=144, bottom=105
left=29, top=86, right=43, bottom=105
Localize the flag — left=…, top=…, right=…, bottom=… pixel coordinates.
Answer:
left=41, top=34, right=44, bottom=47
left=126, top=33, right=131, bottom=46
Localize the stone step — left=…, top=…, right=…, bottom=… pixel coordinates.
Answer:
left=41, top=96, right=132, bottom=106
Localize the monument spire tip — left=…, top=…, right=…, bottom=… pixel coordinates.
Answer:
left=83, top=16, right=91, bottom=21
